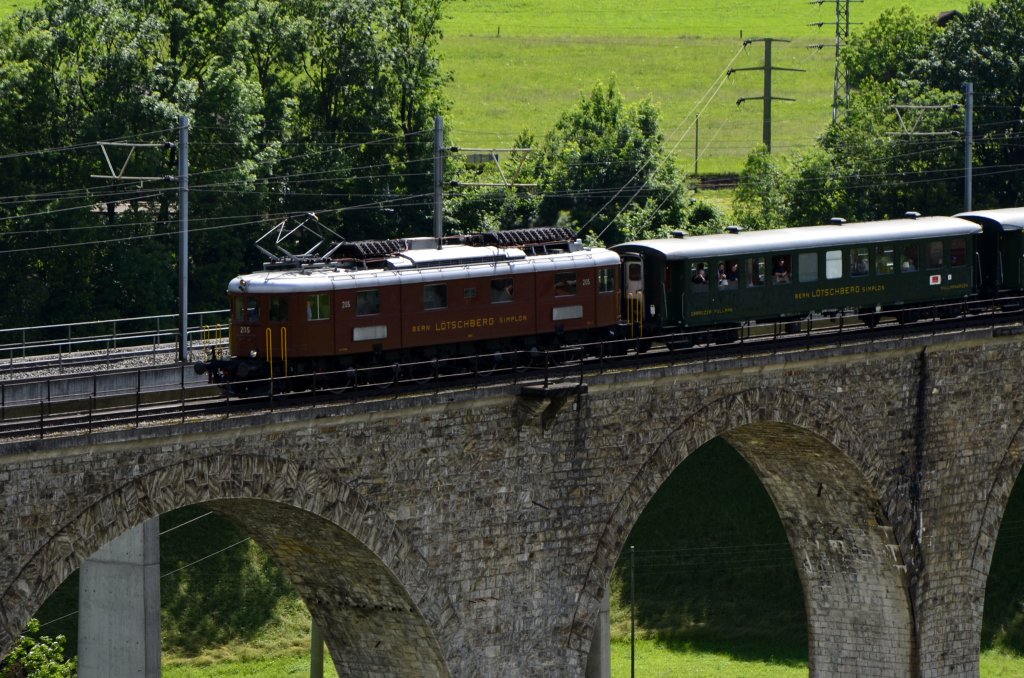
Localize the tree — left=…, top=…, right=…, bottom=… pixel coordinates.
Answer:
left=767, top=1, right=1024, bottom=224
left=841, top=6, right=939, bottom=90
left=531, top=81, right=689, bottom=245
left=732, top=145, right=793, bottom=230
left=0, top=618, right=76, bottom=678
left=0, top=0, right=450, bottom=326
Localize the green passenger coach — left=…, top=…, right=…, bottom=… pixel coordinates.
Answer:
left=611, top=214, right=983, bottom=341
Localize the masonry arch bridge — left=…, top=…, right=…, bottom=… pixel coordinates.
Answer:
left=2, top=328, right=1024, bottom=676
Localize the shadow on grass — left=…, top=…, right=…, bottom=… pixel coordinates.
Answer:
left=611, top=438, right=808, bottom=667
left=159, top=506, right=294, bottom=656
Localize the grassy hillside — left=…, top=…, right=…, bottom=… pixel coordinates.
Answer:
left=440, top=0, right=981, bottom=174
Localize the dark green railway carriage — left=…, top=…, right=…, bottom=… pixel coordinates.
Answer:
left=956, top=207, right=1024, bottom=297
left=612, top=215, right=982, bottom=339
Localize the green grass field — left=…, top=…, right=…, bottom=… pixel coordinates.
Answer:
left=441, top=0, right=981, bottom=174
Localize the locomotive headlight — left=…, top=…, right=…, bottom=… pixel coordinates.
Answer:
left=249, top=350, right=258, bottom=358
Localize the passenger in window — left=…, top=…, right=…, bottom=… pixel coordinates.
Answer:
left=717, top=263, right=727, bottom=283
left=902, top=257, right=917, bottom=272
left=727, top=262, right=739, bottom=284
left=853, top=256, right=868, bottom=275
left=692, top=264, right=707, bottom=285
left=773, top=257, right=790, bottom=283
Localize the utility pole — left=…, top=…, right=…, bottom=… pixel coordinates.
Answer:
left=91, top=122, right=188, bottom=361
left=177, top=115, right=190, bottom=362
left=964, top=82, right=973, bottom=211
left=434, top=115, right=444, bottom=248
left=809, top=0, right=862, bottom=122
left=729, top=38, right=804, bottom=153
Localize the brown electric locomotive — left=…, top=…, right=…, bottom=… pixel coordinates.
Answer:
left=196, top=227, right=623, bottom=391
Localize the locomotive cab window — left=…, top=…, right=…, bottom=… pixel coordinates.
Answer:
left=464, top=286, right=478, bottom=301
left=598, top=267, right=616, bottom=293
left=243, top=297, right=259, bottom=322
left=424, top=283, right=447, bottom=310
left=691, top=261, right=709, bottom=290
left=554, top=272, right=577, bottom=296
left=901, top=244, right=919, bottom=272
left=269, top=297, right=288, bottom=322
left=747, top=257, right=765, bottom=287
left=490, top=278, right=513, bottom=303
left=925, top=241, right=944, bottom=269
left=825, top=250, right=842, bottom=280
left=797, top=253, right=817, bottom=283
left=950, top=238, right=967, bottom=267
left=356, top=289, right=380, bottom=316
left=306, top=294, right=330, bottom=321
left=876, top=246, right=895, bottom=275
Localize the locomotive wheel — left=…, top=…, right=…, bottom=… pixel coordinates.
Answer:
left=473, top=352, right=505, bottom=376
left=360, top=362, right=400, bottom=389
left=407, top=358, right=440, bottom=384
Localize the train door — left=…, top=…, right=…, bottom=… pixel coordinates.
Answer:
left=622, top=254, right=645, bottom=337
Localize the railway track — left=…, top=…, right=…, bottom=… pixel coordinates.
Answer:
left=2, top=302, right=1020, bottom=444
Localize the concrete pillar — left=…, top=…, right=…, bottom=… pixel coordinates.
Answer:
left=78, top=519, right=161, bottom=678
left=310, top=620, right=324, bottom=678
left=585, top=587, right=610, bottom=678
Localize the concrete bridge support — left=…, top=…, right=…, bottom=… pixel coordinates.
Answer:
left=77, top=518, right=160, bottom=678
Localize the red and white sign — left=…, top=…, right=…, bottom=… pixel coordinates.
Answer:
left=929, top=274, right=942, bottom=285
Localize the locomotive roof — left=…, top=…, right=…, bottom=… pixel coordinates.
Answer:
left=229, top=245, right=621, bottom=293
left=613, top=216, right=982, bottom=260
left=955, top=206, right=1024, bottom=231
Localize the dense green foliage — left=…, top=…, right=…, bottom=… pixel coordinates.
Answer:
left=449, top=81, right=691, bottom=244
left=0, top=0, right=447, bottom=328
left=734, top=0, right=1024, bottom=227
left=0, top=619, right=75, bottom=678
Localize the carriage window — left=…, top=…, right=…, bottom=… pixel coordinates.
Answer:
left=876, top=246, right=895, bottom=275
left=628, top=263, right=642, bottom=282
left=491, top=278, right=514, bottom=303
left=356, top=289, right=380, bottom=316
left=554, top=272, right=577, bottom=296
left=464, top=287, right=478, bottom=301
left=925, top=240, right=944, bottom=269
left=772, top=255, right=792, bottom=284
left=850, top=247, right=869, bottom=277
left=269, top=297, right=288, bottom=322
left=718, top=259, right=740, bottom=290
left=424, top=283, right=447, bottom=310
left=598, top=267, right=616, bottom=293
left=901, top=244, right=919, bottom=272
left=950, top=238, right=967, bottom=267
left=306, top=294, right=330, bottom=321
left=691, top=261, right=709, bottom=291
left=798, top=252, right=817, bottom=283
left=747, top=257, right=765, bottom=287
left=825, top=250, right=842, bottom=279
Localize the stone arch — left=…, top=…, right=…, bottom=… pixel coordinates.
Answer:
left=573, top=386, right=915, bottom=677
left=969, top=416, right=1024, bottom=576
left=0, top=453, right=459, bottom=677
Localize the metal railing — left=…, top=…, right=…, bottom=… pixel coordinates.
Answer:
left=0, top=309, right=230, bottom=369
left=1, top=296, right=1019, bottom=442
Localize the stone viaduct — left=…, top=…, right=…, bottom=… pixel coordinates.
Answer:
left=2, top=325, right=1024, bottom=676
